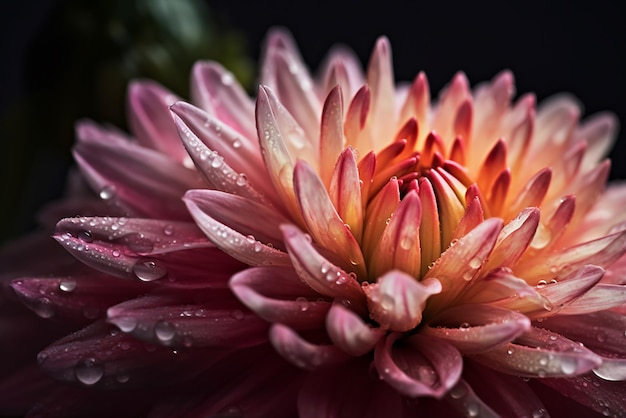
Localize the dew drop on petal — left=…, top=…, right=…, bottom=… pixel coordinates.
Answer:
left=232, top=140, right=241, bottom=149
left=459, top=322, right=470, bottom=330
left=33, top=298, right=55, bottom=318
left=121, top=233, right=154, bottom=254
left=468, top=257, right=482, bottom=269
left=59, top=279, right=77, bottom=292
left=536, top=280, right=548, bottom=289
left=467, top=403, right=479, bottom=417
left=560, top=357, right=577, bottom=375
left=115, top=317, right=138, bottom=333
left=449, top=384, right=466, bottom=399
left=230, top=310, right=245, bottom=320
left=295, top=297, right=309, bottom=312
left=99, top=185, right=116, bottom=200
left=154, top=321, right=176, bottom=342
left=236, top=173, right=248, bottom=186
left=78, top=230, right=93, bottom=243
left=132, top=259, right=167, bottom=282
left=74, top=359, right=104, bottom=386
left=115, top=371, right=130, bottom=383
left=532, top=409, right=548, bottom=418
left=163, top=225, right=175, bottom=236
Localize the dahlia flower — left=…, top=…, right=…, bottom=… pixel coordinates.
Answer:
left=2, top=28, right=626, bottom=417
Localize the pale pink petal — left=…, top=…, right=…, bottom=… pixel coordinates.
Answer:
left=366, top=36, right=396, bottom=149
left=325, top=303, right=385, bottom=356
left=74, top=121, right=204, bottom=220
left=425, top=218, right=503, bottom=311
left=363, top=270, right=441, bottom=332
left=328, top=147, right=363, bottom=242
left=127, top=80, right=187, bottom=162
left=293, top=160, right=366, bottom=276
left=431, top=72, right=470, bottom=150
left=319, top=85, right=345, bottom=187
left=269, top=323, right=350, bottom=370
left=280, top=224, right=366, bottom=311
left=184, top=194, right=291, bottom=267
left=399, top=72, right=430, bottom=139
left=423, top=304, right=530, bottom=354
left=107, top=293, right=268, bottom=349
left=507, top=167, right=552, bottom=218
left=190, top=61, right=256, bottom=139
left=558, top=284, right=626, bottom=315
left=486, top=207, right=540, bottom=270
left=229, top=266, right=330, bottom=329
left=374, top=333, right=462, bottom=398
left=344, top=85, right=373, bottom=151
left=473, top=326, right=602, bottom=378
left=318, top=45, right=365, bottom=103
left=575, top=112, right=619, bottom=169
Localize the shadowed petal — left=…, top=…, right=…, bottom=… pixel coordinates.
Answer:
left=269, top=324, right=350, bottom=370
left=444, top=379, right=499, bottom=418
left=281, top=224, right=366, bottom=311
left=230, top=267, right=330, bottom=329
left=424, top=304, right=530, bottom=354
left=486, top=207, right=540, bottom=270
left=374, top=333, right=462, bottom=398
left=325, top=303, right=385, bottom=356
left=473, top=326, right=602, bottom=378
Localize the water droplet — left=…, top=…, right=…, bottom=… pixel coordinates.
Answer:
left=539, top=356, right=548, bottom=366
left=597, top=333, right=607, bottom=342
left=295, top=297, right=309, bottom=311
left=33, top=298, right=55, bottom=318
left=112, top=249, right=120, bottom=257
left=78, top=230, right=93, bottom=243
left=507, top=348, right=514, bottom=355
left=221, top=72, right=234, bottom=85
left=211, top=154, right=224, bottom=168
left=75, top=359, right=104, bottom=385
left=449, top=385, right=466, bottom=399
left=531, top=223, right=552, bottom=249
left=253, top=241, right=263, bottom=252
left=459, top=322, right=470, bottom=330
left=536, top=280, right=548, bottom=289
left=532, top=409, right=548, bottom=418
left=99, top=185, right=116, bottom=200
left=120, top=233, right=154, bottom=254
left=155, top=321, right=176, bottom=343
left=399, top=235, right=414, bottom=250
left=132, top=259, right=167, bottom=282
left=163, top=225, right=174, bottom=236
left=230, top=310, right=245, bottom=320
left=560, top=357, right=577, bottom=375
left=467, top=403, right=479, bottom=417
left=115, top=317, right=138, bottom=333
left=115, top=371, right=130, bottom=383
left=59, top=279, right=77, bottom=292
left=468, top=257, right=482, bottom=269
left=236, top=173, right=248, bottom=186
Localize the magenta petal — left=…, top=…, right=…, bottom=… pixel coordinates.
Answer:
left=127, top=80, right=187, bottom=162
left=424, top=304, right=530, bottom=354
left=374, top=333, right=462, bottom=398
left=269, top=323, right=350, bottom=370
left=473, top=326, right=602, bottom=378
left=325, top=303, right=385, bottom=356
left=37, top=321, right=224, bottom=389
left=107, top=293, right=268, bottom=349
left=281, top=224, right=365, bottom=310
left=363, top=270, right=441, bottom=332
left=444, top=379, right=499, bottom=418
left=230, top=266, right=330, bottom=329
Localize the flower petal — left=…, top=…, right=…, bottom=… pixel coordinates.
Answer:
left=329, top=147, right=363, bottom=243
left=127, top=80, right=187, bottom=162
left=325, top=303, right=385, bottom=356
left=363, top=270, right=441, bottom=332
left=319, top=85, right=345, bottom=187
left=269, top=323, right=350, bottom=370
left=184, top=194, right=291, bottom=267
left=473, top=326, right=602, bottom=378
left=366, top=36, right=396, bottom=149
left=374, top=333, right=462, bottom=398
left=229, top=266, right=330, bottom=329
left=107, top=293, right=268, bottom=349
left=424, top=304, right=530, bottom=354
left=280, top=224, right=366, bottom=312
left=486, top=207, right=540, bottom=270
left=293, top=160, right=366, bottom=276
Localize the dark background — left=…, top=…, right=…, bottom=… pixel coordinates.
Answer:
left=1, top=0, right=625, bottom=244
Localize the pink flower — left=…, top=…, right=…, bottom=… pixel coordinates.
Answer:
left=2, top=28, right=626, bottom=417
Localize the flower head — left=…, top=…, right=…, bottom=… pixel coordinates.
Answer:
left=2, top=28, right=626, bottom=417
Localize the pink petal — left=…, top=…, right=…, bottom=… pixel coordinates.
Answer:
left=74, top=121, right=203, bottom=220
left=344, top=85, right=373, bottom=151
left=374, top=333, right=462, bottom=398
left=107, top=293, right=268, bottom=349
left=369, top=190, right=422, bottom=278
left=399, top=72, right=430, bottom=136
left=431, top=72, right=470, bottom=150
left=127, top=80, right=187, bottom=162
left=325, top=303, right=385, bottom=356
left=473, top=326, right=602, bottom=378
left=443, top=378, right=499, bottom=418
left=363, top=271, right=441, bottom=332
left=424, top=304, right=530, bottom=354
left=319, top=45, right=365, bottom=101
left=575, top=112, right=619, bottom=169
left=184, top=193, right=291, bottom=267
left=319, top=85, right=345, bottom=187
left=269, top=323, right=350, bottom=370
left=229, top=266, right=330, bottom=329
left=366, top=36, right=396, bottom=149
left=418, top=177, right=442, bottom=275
left=293, top=160, right=366, bottom=276
left=508, top=167, right=552, bottom=218
left=485, top=207, right=540, bottom=270
left=280, top=224, right=366, bottom=311
left=425, top=218, right=503, bottom=311
left=558, top=284, right=626, bottom=315
left=362, top=178, right=400, bottom=261
left=329, top=147, right=363, bottom=243
left=190, top=61, right=256, bottom=139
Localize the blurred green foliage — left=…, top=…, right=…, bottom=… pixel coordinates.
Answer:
left=0, top=0, right=254, bottom=244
